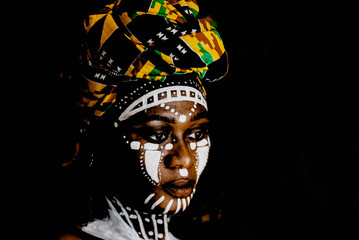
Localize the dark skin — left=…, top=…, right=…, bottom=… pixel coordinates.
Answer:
left=59, top=100, right=210, bottom=239
left=126, top=100, right=210, bottom=213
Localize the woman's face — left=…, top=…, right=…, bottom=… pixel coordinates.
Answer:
left=123, top=100, right=210, bottom=214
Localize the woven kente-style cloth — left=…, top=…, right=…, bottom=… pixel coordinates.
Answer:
left=79, top=0, right=228, bottom=121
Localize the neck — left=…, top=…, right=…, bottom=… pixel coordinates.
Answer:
left=83, top=196, right=171, bottom=240
left=110, top=197, right=170, bottom=240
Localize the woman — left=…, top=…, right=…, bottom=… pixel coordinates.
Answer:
left=59, top=0, right=228, bottom=239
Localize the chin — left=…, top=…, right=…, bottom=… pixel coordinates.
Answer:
left=143, top=187, right=197, bottom=215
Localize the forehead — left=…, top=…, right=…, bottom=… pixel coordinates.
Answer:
left=149, top=101, right=206, bottom=114
left=129, top=100, right=208, bottom=124
left=117, top=84, right=207, bottom=122
left=149, top=101, right=208, bottom=123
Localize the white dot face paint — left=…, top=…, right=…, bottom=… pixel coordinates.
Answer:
left=124, top=99, right=211, bottom=214
left=178, top=115, right=186, bottom=122
left=179, top=168, right=189, bottom=177
left=164, top=143, right=173, bottom=150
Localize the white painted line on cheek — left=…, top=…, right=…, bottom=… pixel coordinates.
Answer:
left=196, top=146, right=209, bottom=181
left=144, top=143, right=159, bottom=150
left=145, top=151, right=161, bottom=183
left=190, top=142, right=196, bottom=150
left=196, top=138, right=208, bottom=147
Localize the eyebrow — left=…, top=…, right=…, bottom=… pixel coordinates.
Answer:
left=190, top=111, right=209, bottom=122
left=142, top=115, right=176, bottom=123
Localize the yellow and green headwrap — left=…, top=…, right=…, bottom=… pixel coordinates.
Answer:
left=80, top=0, right=228, bottom=119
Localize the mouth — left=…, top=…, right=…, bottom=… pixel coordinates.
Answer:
left=162, top=179, right=196, bottom=198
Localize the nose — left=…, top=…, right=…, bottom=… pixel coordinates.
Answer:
left=164, top=138, right=195, bottom=169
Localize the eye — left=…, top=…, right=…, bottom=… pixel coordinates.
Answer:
left=148, top=131, right=168, bottom=143
left=188, top=130, right=206, bottom=141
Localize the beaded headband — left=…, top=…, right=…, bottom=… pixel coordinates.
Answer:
left=118, top=85, right=207, bottom=121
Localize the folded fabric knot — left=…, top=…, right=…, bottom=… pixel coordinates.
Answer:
left=79, top=0, right=228, bottom=120
left=82, top=0, right=228, bottom=84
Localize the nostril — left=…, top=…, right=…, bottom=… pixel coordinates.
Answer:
left=164, top=137, right=196, bottom=169
left=164, top=150, right=194, bottom=169
left=163, top=156, right=175, bottom=169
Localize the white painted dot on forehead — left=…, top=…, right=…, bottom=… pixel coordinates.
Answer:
left=179, top=115, right=186, bottom=123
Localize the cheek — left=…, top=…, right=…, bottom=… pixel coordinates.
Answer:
left=144, top=150, right=161, bottom=184
left=129, top=137, right=210, bottom=186
left=196, top=146, right=209, bottom=180
left=129, top=140, right=163, bottom=185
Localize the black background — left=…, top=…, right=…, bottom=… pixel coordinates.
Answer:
left=11, top=0, right=358, bottom=239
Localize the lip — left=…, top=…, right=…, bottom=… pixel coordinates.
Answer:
left=162, top=179, right=196, bottom=198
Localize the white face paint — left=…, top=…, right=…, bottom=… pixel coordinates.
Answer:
left=144, top=143, right=159, bottom=150
left=129, top=141, right=162, bottom=184
left=144, top=151, right=161, bottom=183
left=130, top=141, right=141, bottom=150
left=196, top=138, right=208, bottom=147
left=125, top=99, right=210, bottom=214
left=128, top=134, right=210, bottom=189
left=163, top=199, right=173, bottom=214
left=179, top=168, right=189, bottom=177
left=164, top=143, right=173, bottom=150
left=178, top=115, right=186, bottom=122
left=196, top=137, right=210, bottom=181
left=190, top=142, right=197, bottom=150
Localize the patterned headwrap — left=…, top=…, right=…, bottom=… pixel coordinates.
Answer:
left=79, top=0, right=228, bottom=128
